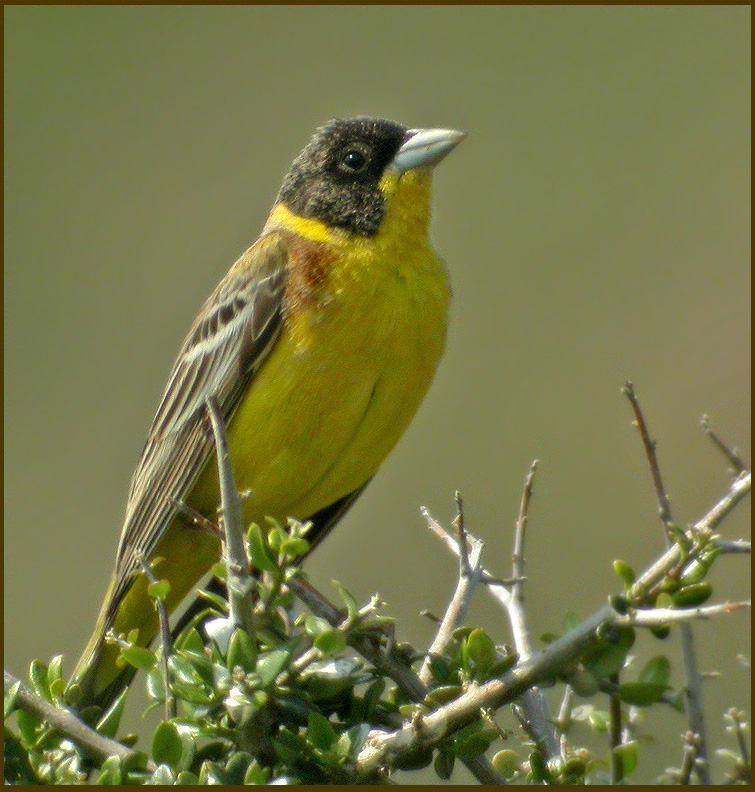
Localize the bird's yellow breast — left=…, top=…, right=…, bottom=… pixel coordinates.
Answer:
left=192, top=169, right=450, bottom=526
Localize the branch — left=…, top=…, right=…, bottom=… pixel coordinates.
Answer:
left=419, top=493, right=485, bottom=687
left=136, top=556, right=175, bottom=719
left=286, top=576, right=508, bottom=784
left=701, top=414, right=749, bottom=475
left=204, top=397, right=256, bottom=648
left=4, top=670, right=155, bottom=771
left=620, top=600, right=750, bottom=626
left=623, top=383, right=742, bottom=784
left=714, top=539, right=751, bottom=554
left=355, top=471, right=750, bottom=774
left=423, top=469, right=560, bottom=762
left=622, top=382, right=674, bottom=532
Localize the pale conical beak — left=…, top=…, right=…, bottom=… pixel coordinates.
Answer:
left=390, top=127, right=466, bottom=173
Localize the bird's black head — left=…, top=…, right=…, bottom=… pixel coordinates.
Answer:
left=276, top=117, right=408, bottom=237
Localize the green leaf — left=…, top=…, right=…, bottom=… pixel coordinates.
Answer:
left=434, top=750, right=455, bottom=779
left=588, top=709, right=610, bottom=732
left=568, top=669, right=599, bottom=698
left=168, top=654, right=201, bottom=684
left=650, top=623, right=672, bottom=640
left=613, top=740, right=639, bottom=775
left=16, top=708, right=40, bottom=746
left=29, top=659, right=50, bottom=699
left=304, top=616, right=332, bottom=638
left=462, top=629, right=498, bottom=681
left=451, top=728, right=498, bottom=759
left=619, top=682, right=667, bottom=706
left=562, top=756, right=587, bottom=780
left=170, top=681, right=213, bottom=705
left=613, top=560, right=635, bottom=587
left=120, top=646, right=157, bottom=670
left=256, top=646, right=295, bottom=686
left=175, top=770, right=200, bottom=784
left=243, top=760, right=271, bottom=785
left=96, top=755, right=123, bottom=785
left=279, top=538, right=310, bottom=559
left=638, top=655, right=671, bottom=688
left=491, top=749, right=519, bottom=777
left=46, top=654, right=64, bottom=687
left=672, top=582, right=712, bottom=607
left=49, top=677, right=67, bottom=704
left=152, top=720, right=183, bottom=768
left=175, top=627, right=205, bottom=654
left=307, top=711, right=337, bottom=750
left=146, top=666, right=166, bottom=702
left=346, top=723, right=371, bottom=757
left=331, top=580, right=359, bottom=623
left=424, top=685, right=463, bottom=707
left=149, top=764, right=176, bottom=784
left=427, top=654, right=454, bottom=684
left=4, top=680, right=20, bottom=718
left=267, top=527, right=287, bottom=552
left=583, top=626, right=635, bottom=679
left=487, top=653, right=518, bottom=677
left=529, top=750, right=551, bottom=782
left=247, top=523, right=278, bottom=573
left=225, top=751, right=254, bottom=784
left=227, top=629, right=257, bottom=672
left=313, top=628, right=348, bottom=656
left=147, top=579, right=171, bottom=602
left=95, top=689, right=127, bottom=739
left=680, top=559, right=708, bottom=584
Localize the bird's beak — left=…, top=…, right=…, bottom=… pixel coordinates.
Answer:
left=390, top=127, right=466, bottom=173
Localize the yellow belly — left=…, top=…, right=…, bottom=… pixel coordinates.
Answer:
left=193, top=240, right=450, bottom=526
left=108, top=238, right=449, bottom=672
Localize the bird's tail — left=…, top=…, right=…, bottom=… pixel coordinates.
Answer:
left=68, top=571, right=155, bottom=716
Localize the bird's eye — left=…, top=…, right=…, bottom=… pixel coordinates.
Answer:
left=339, top=147, right=369, bottom=174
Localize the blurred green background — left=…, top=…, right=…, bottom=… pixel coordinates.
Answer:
left=5, top=6, right=750, bottom=782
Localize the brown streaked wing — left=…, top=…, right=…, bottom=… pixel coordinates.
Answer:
left=110, top=232, right=289, bottom=608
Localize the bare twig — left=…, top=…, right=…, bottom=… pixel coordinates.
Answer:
left=4, top=670, right=155, bottom=771
left=623, top=382, right=674, bottom=532
left=678, top=731, right=702, bottom=785
left=204, top=397, right=256, bottom=647
left=419, top=493, right=485, bottom=687
left=714, top=538, right=751, bottom=554
left=609, top=673, right=624, bottom=784
left=620, top=600, right=750, bottom=626
left=623, top=382, right=711, bottom=783
left=424, top=480, right=560, bottom=761
left=725, top=707, right=751, bottom=782
left=701, top=415, right=749, bottom=474
left=555, top=685, right=574, bottom=734
left=511, top=460, right=538, bottom=604
left=136, top=556, right=175, bottom=719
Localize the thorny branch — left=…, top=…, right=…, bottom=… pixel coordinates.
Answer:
left=354, top=469, right=750, bottom=776
left=204, top=397, right=257, bottom=649
left=419, top=493, right=485, bottom=687
left=4, top=670, right=155, bottom=772
left=624, top=382, right=715, bottom=783
left=422, top=463, right=560, bottom=762
left=136, top=555, right=175, bottom=719
left=286, top=576, right=507, bottom=785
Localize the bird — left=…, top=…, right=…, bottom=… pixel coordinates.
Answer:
left=70, top=116, right=465, bottom=713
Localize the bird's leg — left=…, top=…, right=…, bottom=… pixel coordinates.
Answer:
left=170, top=498, right=221, bottom=537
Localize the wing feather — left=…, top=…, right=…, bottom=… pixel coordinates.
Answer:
left=111, top=232, right=289, bottom=608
